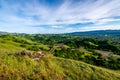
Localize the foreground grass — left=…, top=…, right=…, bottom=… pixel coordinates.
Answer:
left=0, top=52, right=120, bottom=80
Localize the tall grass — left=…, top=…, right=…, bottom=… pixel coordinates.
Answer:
left=0, top=52, right=120, bottom=80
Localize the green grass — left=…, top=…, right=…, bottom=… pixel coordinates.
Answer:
left=0, top=35, right=120, bottom=80
left=0, top=36, right=49, bottom=53
left=0, top=53, right=120, bottom=80
left=54, top=57, right=120, bottom=80
left=0, top=39, right=25, bottom=54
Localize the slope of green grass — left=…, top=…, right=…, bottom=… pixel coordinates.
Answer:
left=0, top=35, right=50, bottom=53
left=0, top=53, right=120, bottom=80
left=0, top=39, right=25, bottom=53
left=54, top=57, right=120, bottom=80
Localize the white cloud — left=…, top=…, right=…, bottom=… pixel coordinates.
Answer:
left=50, top=25, right=64, bottom=29
left=0, top=0, right=120, bottom=33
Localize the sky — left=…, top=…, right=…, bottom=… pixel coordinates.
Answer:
left=0, top=0, right=120, bottom=34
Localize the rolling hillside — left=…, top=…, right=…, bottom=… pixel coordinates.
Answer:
left=0, top=33, right=120, bottom=80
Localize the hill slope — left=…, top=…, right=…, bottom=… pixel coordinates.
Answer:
left=0, top=53, right=120, bottom=80
left=0, top=34, right=50, bottom=53
left=0, top=33, right=120, bottom=80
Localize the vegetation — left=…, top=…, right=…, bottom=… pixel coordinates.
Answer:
left=0, top=30, right=120, bottom=79
left=0, top=53, right=120, bottom=80
left=19, top=33, right=120, bottom=69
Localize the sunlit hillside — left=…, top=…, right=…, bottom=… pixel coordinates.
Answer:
left=0, top=33, right=120, bottom=80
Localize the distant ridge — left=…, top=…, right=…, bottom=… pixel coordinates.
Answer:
left=68, top=30, right=120, bottom=35
left=0, top=30, right=120, bottom=35
left=0, top=31, right=27, bottom=35
left=0, top=31, right=8, bottom=35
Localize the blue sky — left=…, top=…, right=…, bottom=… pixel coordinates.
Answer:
left=0, top=0, right=120, bottom=33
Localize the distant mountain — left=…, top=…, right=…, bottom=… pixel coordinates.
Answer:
left=69, top=30, right=120, bottom=36
left=0, top=31, right=27, bottom=36
left=0, top=31, right=8, bottom=35
left=1, top=30, right=120, bottom=35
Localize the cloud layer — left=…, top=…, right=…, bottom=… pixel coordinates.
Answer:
left=0, top=0, right=120, bottom=33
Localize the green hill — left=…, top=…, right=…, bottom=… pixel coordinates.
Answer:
left=0, top=34, right=120, bottom=80
left=0, top=53, right=120, bottom=80
left=0, top=34, right=49, bottom=53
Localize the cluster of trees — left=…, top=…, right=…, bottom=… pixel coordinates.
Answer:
left=54, top=48, right=120, bottom=70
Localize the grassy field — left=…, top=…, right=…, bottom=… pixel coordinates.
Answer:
left=0, top=52, right=120, bottom=80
